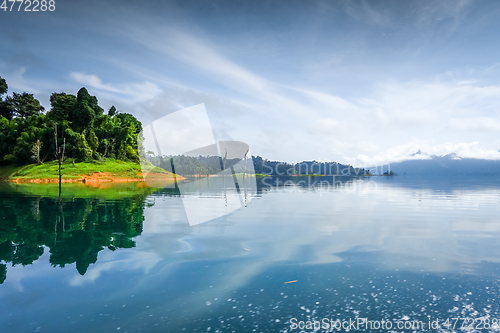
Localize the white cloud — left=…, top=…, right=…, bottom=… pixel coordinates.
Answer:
left=0, top=64, right=44, bottom=95
left=69, top=250, right=162, bottom=286
left=347, top=141, right=500, bottom=168
left=70, top=72, right=121, bottom=93
left=450, top=117, right=500, bottom=132
left=121, top=27, right=315, bottom=118
left=70, top=72, right=162, bottom=103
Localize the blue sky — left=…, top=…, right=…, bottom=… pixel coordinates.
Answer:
left=2, top=0, right=500, bottom=166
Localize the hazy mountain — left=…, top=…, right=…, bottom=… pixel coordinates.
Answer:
left=375, top=153, right=500, bottom=176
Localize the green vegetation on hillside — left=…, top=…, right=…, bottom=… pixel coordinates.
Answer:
left=0, top=76, right=142, bottom=166
left=0, top=158, right=170, bottom=181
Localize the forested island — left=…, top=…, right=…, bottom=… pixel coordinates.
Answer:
left=0, top=76, right=174, bottom=182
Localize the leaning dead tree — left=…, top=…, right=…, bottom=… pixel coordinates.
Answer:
left=31, top=139, right=42, bottom=164
left=54, top=126, right=66, bottom=195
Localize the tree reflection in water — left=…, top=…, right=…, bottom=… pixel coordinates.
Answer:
left=0, top=192, right=153, bottom=281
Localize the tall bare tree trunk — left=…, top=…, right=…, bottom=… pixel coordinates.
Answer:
left=55, top=126, right=66, bottom=200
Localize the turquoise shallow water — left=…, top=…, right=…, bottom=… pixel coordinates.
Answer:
left=1, top=176, right=500, bottom=332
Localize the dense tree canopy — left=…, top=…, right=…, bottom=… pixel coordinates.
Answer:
left=5, top=92, right=45, bottom=118
left=0, top=77, right=10, bottom=120
left=0, top=76, right=142, bottom=165
left=0, top=77, right=7, bottom=96
left=48, top=92, right=76, bottom=122
left=146, top=154, right=366, bottom=176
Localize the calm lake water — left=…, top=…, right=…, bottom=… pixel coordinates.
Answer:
left=1, top=176, right=500, bottom=332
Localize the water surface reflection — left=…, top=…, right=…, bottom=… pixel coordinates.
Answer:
left=1, top=176, right=500, bottom=332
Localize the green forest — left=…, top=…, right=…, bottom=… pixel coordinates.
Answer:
left=0, top=76, right=142, bottom=166
left=149, top=154, right=368, bottom=177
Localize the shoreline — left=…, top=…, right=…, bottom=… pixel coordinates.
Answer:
left=6, top=172, right=182, bottom=184
left=0, top=159, right=183, bottom=185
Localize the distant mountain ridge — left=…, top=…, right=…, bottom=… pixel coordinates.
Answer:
left=376, top=152, right=500, bottom=176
